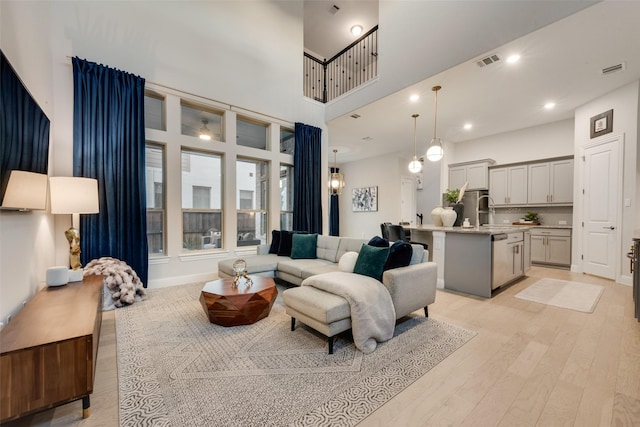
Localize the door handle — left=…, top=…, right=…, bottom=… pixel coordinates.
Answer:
left=602, top=226, right=616, bottom=230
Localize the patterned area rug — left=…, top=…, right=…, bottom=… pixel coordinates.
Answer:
left=514, top=278, right=604, bottom=313
left=116, top=282, right=476, bottom=426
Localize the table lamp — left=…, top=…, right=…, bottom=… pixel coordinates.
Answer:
left=49, top=177, right=99, bottom=282
left=1, top=170, right=48, bottom=211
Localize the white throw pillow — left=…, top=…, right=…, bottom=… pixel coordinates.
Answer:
left=338, top=251, right=359, bottom=273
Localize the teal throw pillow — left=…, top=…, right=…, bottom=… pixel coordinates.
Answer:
left=290, top=233, right=318, bottom=259
left=353, top=244, right=390, bottom=281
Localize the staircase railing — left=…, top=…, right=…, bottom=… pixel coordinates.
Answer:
left=304, top=25, right=378, bottom=103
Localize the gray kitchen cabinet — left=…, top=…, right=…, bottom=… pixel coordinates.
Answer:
left=489, top=165, right=527, bottom=205
left=530, top=228, right=572, bottom=267
left=528, top=159, right=573, bottom=204
left=448, top=159, right=494, bottom=190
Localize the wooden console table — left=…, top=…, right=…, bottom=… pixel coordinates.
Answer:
left=0, top=274, right=103, bottom=422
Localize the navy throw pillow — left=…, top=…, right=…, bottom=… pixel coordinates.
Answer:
left=269, top=230, right=281, bottom=254
left=277, top=231, right=294, bottom=256
left=291, top=233, right=318, bottom=259
left=384, top=240, right=413, bottom=271
left=367, top=236, right=389, bottom=248
left=353, top=244, right=390, bottom=281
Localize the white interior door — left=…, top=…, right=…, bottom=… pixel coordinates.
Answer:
left=582, top=137, right=620, bottom=279
left=400, top=177, right=416, bottom=225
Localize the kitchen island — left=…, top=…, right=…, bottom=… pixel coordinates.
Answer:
left=409, top=225, right=534, bottom=297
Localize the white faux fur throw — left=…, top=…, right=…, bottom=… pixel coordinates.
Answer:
left=302, top=271, right=396, bottom=354
left=84, top=257, right=146, bottom=309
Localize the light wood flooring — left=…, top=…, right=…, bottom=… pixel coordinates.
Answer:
left=5, top=266, right=639, bottom=426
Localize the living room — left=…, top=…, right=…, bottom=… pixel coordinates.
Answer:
left=1, top=1, right=639, bottom=426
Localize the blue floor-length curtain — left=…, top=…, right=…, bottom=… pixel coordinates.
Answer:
left=0, top=50, right=50, bottom=200
left=72, top=57, right=148, bottom=286
left=329, top=167, right=339, bottom=236
left=293, top=123, right=322, bottom=234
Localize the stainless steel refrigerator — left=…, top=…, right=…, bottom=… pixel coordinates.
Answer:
left=442, top=190, right=490, bottom=226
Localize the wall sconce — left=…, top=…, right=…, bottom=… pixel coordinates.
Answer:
left=49, top=177, right=99, bottom=281
left=1, top=170, right=48, bottom=211
left=329, top=149, right=345, bottom=195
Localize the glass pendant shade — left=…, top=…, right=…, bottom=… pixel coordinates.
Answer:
left=408, top=158, right=422, bottom=173
left=426, top=137, right=444, bottom=162
left=329, top=149, right=345, bottom=195
left=407, top=113, right=422, bottom=173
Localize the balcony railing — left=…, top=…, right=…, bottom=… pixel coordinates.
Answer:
left=304, top=25, right=378, bottom=103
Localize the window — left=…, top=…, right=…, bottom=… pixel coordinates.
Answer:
left=280, top=128, right=294, bottom=155
left=182, top=150, right=222, bottom=251
left=144, top=92, right=166, bottom=131
left=280, top=165, right=293, bottom=230
left=192, top=186, right=211, bottom=209
left=145, top=144, right=165, bottom=254
left=237, top=117, right=268, bottom=150
left=181, top=102, right=223, bottom=141
left=237, top=159, right=268, bottom=246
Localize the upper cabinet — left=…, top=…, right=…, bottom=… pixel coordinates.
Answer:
left=448, top=159, right=495, bottom=190
left=489, top=165, right=528, bottom=206
left=528, top=159, right=573, bottom=205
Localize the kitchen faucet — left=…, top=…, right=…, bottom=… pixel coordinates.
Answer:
left=476, top=195, right=495, bottom=228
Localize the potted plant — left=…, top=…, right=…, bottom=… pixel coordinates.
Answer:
left=444, top=188, right=464, bottom=226
left=444, top=188, right=460, bottom=204
left=522, top=211, right=540, bottom=223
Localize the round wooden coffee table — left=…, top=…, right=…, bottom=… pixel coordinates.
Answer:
left=199, top=276, right=278, bottom=326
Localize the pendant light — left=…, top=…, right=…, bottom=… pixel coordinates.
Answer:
left=408, top=114, right=422, bottom=173
left=329, top=149, right=345, bottom=195
left=199, top=119, right=212, bottom=141
left=426, top=85, right=444, bottom=162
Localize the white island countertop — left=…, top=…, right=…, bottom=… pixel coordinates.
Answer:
left=410, top=224, right=536, bottom=235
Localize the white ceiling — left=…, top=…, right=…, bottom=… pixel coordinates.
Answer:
left=312, top=2, right=640, bottom=164
left=304, top=0, right=378, bottom=60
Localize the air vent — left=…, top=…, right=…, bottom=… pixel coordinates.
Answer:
left=476, top=54, right=501, bottom=68
left=350, top=113, right=361, bottom=119
left=602, top=62, right=626, bottom=75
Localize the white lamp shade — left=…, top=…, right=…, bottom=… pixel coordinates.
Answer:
left=49, top=177, right=99, bottom=214
left=1, top=170, right=48, bottom=210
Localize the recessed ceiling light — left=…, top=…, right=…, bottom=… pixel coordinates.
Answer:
left=506, top=54, right=521, bottom=63
left=464, top=123, right=473, bottom=130
left=351, top=25, right=363, bottom=36
left=544, top=102, right=556, bottom=110
left=410, top=94, right=419, bottom=102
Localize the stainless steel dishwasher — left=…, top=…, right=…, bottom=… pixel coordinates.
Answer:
left=492, top=232, right=525, bottom=289
left=491, top=233, right=510, bottom=289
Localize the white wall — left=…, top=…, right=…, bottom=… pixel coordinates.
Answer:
left=573, top=80, right=639, bottom=284
left=449, top=119, right=575, bottom=167
left=0, top=0, right=327, bottom=317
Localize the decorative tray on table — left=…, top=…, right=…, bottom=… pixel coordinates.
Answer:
left=512, top=222, right=540, bottom=225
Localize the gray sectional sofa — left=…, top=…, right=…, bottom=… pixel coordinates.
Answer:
left=218, top=235, right=368, bottom=285
left=217, top=234, right=438, bottom=353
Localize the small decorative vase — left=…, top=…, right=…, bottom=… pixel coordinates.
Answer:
left=451, top=203, right=464, bottom=227
left=431, top=205, right=444, bottom=226
left=441, top=207, right=457, bottom=227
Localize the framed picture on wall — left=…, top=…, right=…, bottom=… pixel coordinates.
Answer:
left=590, top=109, right=613, bottom=139
left=352, top=186, right=378, bottom=212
